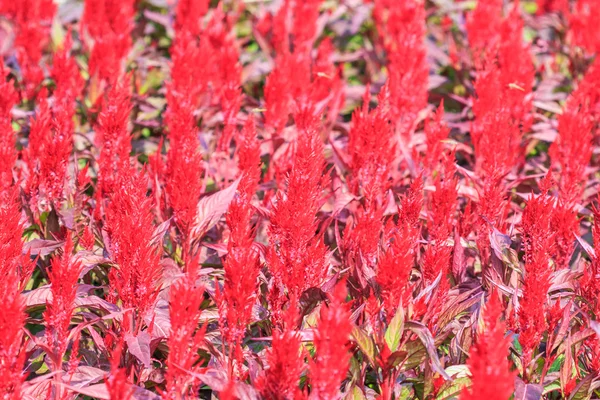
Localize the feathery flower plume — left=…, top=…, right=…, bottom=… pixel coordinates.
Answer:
left=268, top=108, right=328, bottom=301
left=105, top=166, right=161, bottom=328
left=373, top=0, right=428, bottom=138
left=95, top=82, right=133, bottom=196
left=81, top=0, right=135, bottom=84
left=461, top=290, right=514, bottom=400
left=165, top=259, right=206, bottom=399
left=309, top=282, right=352, bottom=399
left=519, top=187, right=555, bottom=371
left=44, top=235, right=81, bottom=371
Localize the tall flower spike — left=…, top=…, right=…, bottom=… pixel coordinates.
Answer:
left=268, top=107, right=329, bottom=300
left=44, top=235, right=81, bottom=371
left=165, top=259, right=206, bottom=400
left=257, top=296, right=305, bottom=400
left=373, top=0, right=428, bottom=139
left=460, top=290, right=514, bottom=400
left=309, top=282, right=352, bottom=400
left=518, top=187, right=555, bottom=370
left=95, top=81, right=133, bottom=196
left=0, top=268, right=26, bottom=400
left=81, top=0, right=135, bottom=84
left=105, top=166, right=162, bottom=327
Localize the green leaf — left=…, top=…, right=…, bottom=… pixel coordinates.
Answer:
left=385, top=307, right=405, bottom=352
left=352, top=327, right=377, bottom=366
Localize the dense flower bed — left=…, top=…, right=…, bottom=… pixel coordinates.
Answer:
left=0, top=0, right=599, bottom=399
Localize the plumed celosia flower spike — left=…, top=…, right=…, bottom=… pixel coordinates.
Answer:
left=95, top=81, right=133, bottom=196
left=466, top=0, right=503, bottom=61
left=105, top=165, right=161, bottom=326
left=312, top=38, right=345, bottom=123
left=82, top=0, right=135, bottom=83
left=373, top=0, right=428, bottom=138
left=0, top=268, right=26, bottom=400
left=164, top=105, right=203, bottom=237
left=568, top=0, right=600, bottom=54
left=347, top=86, right=395, bottom=201
left=309, top=281, right=352, bottom=400
left=0, top=64, right=18, bottom=193
left=498, top=2, right=534, bottom=135
left=44, top=234, right=81, bottom=371
left=291, top=0, right=323, bottom=55
left=26, top=94, right=76, bottom=210
left=377, top=220, right=417, bottom=319
left=235, top=117, right=261, bottom=198
left=4, top=0, right=55, bottom=99
left=550, top=200, right=578, bottom=269
left=174, top=0, right=209, bottom=37
left=268, top=107, right=329, bottom=298
left=4, top=0, right=54, bottom=63
left=218, top=249, right=260, bottom=373
left=52, top=33, right=84, bottom=106
left=423, top=102, right=450, bottom=173
left=106, top=341, right=133, bottom=400
left=548, top=96, right=592, bottom=205
left=461, top=290, right=514, bottom=400
left=519, top=188, right=555, bottom=370
left=257, top=296, right=306, bottom=400
left=428, top=153, right=458, bottom=241
left=165, top=260, right=206, bottom=400
left=263, top=49, right=311, bottom=136
left=471, top=60, right=523, bottom=178
left=168, top=36, right=205, bottom=105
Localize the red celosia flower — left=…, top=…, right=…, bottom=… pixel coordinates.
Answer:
left=347, top=86, right=395, bottom=200
left=519, top=188, right=555, bottom=370
left=218, top=235, right=259, bottom=351
left=0, top=63, right=18, bottom=193
left=105, top=165, right=162, bottom=327
left=309, top=282, right=352, bottom=399
left=235, top=117, right=261, bottom=198
left=549, top=66, right=594, bottom=206
left=257, top=298, right=305, bottom=400
left=0, top=268, right=26, bottom=400
left=377, top=220, right=417, bottom=319
left=373, top=0, right=428, bottom=138
left=466, top=0, right=503, bottom=60
left=268, top=108, right=329, bottom=300
left=423, top=103, right=450, bottom=173
left=81, top=0, right=135, bottom=83
left=550, top=200, right=578, bottom=269
left=428, top=154, right=458, bottom=242
left=461, top=290, right=514, bottom=400
left=44, top=235, right=81, bottom=371
left=95, top=81, right=133, bottom=196
left=106, top=341, right=133, bottom=400
left=3, top=0, right=55, bottom=99
left=174, top=0, right=209, bottom=37
left=165, top=260, right=206, bottom=399
left=568, top=0, right=600, bottom=54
